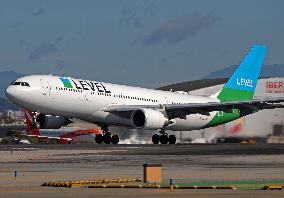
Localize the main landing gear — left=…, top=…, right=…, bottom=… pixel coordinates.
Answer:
left=95, top=125, right=119, bottom=144
left=152, top=129, right=176, bottom=144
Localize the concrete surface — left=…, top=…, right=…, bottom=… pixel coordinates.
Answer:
left=0, top=144, right=283, bottom=197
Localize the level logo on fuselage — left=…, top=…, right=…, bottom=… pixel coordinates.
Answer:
left=59, top=78, right=111, bottom=93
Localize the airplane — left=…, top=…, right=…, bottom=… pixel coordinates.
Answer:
left=5, top=45, right=284, bottom=144
left=24, top=111, right=102, bottom=144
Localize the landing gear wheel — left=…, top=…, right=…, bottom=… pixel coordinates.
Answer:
left=98, top=124, right=120, bottom=144
left=160, top=135, right=169, bottom=144
left=152, top=134, right=160, bottom=144
left=111, top=135, right=119, bottom=144
left=168, top=135, right=176, bottom=144
left=103, top=133, right=112, bottom=144
left=95, top=134, right=103, bottom=144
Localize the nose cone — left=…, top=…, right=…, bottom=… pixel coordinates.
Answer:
left=5, top=84, right=29, bottom=108
left=5, top=86, right=15, bottom=100
left=5, top=85, right=21, bottom=106
left=5, top=76, right=38, bottom=110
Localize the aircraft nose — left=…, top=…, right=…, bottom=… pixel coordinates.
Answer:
left=5, top=86, right=14, bottom=100
left=5, top=85, right=26, bottom=107
left=5, top=86, right=21, bottom=104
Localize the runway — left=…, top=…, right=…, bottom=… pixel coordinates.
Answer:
left=0, top=143, right=284, bottom=155
left=0, top=144, right=283, bottom=198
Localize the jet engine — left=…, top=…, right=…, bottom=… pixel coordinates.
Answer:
left=131, top=108, right=169, bottom=130
left=35, top=113, right=71, bottom=129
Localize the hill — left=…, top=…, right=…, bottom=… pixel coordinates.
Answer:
left=0, top=97, right=20, bottom=111
left=203, top=64, right=284, bottom=79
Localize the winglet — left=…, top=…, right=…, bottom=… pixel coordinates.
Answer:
left=217, top=45, right=267, bottom=102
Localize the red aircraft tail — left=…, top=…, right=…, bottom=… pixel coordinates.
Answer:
left=24, top=111, right=33, bottom=131
left=24, top=111, right=39, bottom=135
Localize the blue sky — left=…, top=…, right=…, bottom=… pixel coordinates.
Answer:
left=0, top=0, right=283, bottom=87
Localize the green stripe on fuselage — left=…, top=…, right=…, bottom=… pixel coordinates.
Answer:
left=204, top=88, right=254, bottom=128
left=204, top=109, right=240, bottom=128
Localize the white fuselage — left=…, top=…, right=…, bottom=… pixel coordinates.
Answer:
left=6, top=75, right=219, bottom=131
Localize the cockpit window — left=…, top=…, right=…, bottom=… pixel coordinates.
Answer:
left=13, top=82, right=21, bottom=85
left=21, top=82, right=30, bottom=87
left=11, top=81, right=30, bottom=87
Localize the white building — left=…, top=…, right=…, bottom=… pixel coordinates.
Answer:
left=4, top=110, right=15, bottom=119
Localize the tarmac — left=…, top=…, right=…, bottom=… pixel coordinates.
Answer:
left=0, top=144, right=283, bottom=197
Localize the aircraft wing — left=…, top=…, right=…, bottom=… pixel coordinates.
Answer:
left=103, top=97, right=284, bottom=119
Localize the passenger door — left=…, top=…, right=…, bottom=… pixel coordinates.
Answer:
left=40, top=79, right=50, bottom=96
left=85, top=92, right=92, bottom=102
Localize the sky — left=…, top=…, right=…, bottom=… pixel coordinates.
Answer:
left=0, top=0, right=283, bottom=88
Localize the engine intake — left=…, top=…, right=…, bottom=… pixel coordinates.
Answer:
left=131, top=108, right=169, bottom=130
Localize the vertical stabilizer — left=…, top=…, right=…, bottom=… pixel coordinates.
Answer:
left=24, top=111, right=33, bottom=132
left=217, top=45, right=267, bottom=102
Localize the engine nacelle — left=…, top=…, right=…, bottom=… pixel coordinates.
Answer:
left=36, top=114, right=71, bottom=129
left=131, top=108, right=169, bottom=130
